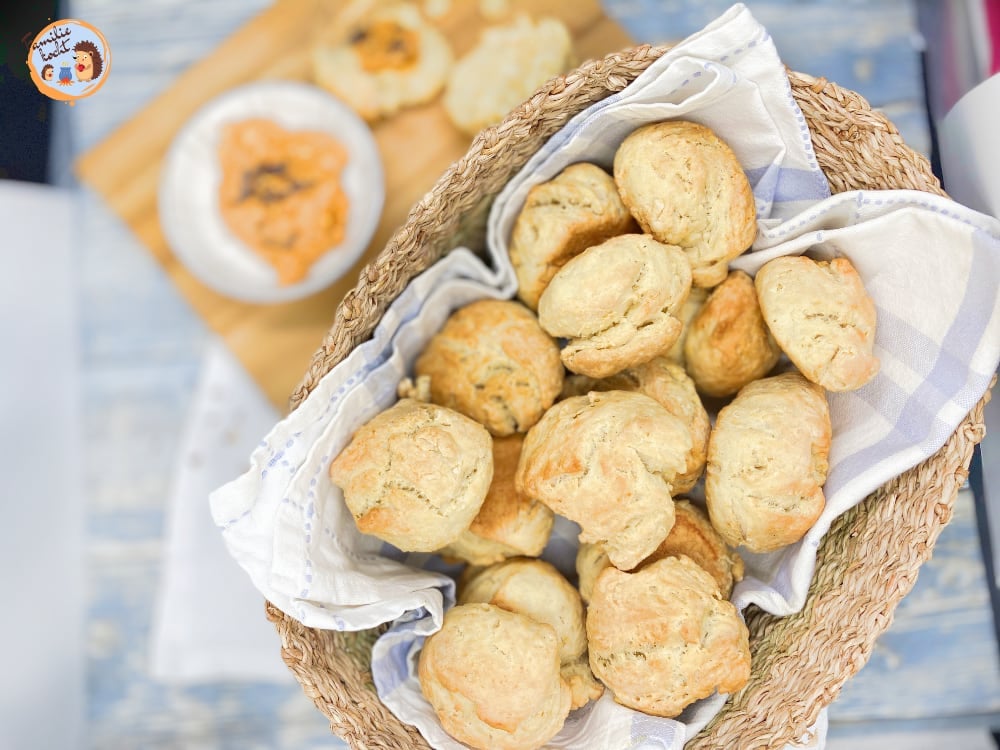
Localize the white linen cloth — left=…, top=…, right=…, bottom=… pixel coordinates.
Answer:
left=210, top=4, right=1000, bottom=747
left=151, top=338, right=290, bottom=683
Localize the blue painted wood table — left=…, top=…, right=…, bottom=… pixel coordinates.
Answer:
left=67, top=0, right=998, bottom=747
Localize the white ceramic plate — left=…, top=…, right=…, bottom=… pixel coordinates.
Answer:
left=159, top=81, right=384, bottom=304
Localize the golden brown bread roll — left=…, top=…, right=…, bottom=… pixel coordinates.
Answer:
left=613, top=120, right=757, bottom=288
left=328, top=398, right=492, bottom=551
left=509, top=162, right=635, bottom=310
left=459, top=558, right=603, bottom=709
left=415, top=299, right=563, bottom=435
left=755, top=255, right=879, bottom=391
left=418, top=603, right=571, bottom=750
left=706, top=372, right=831, bottom=552
left=516, top=390, right=691, bottom=570
left=575, top=499, right=744, bottom=602
left=537, top=234, right=692, bottom=378
left=587, top=556, right=751, bottom=717
left=438, top=434, right=554, bottom=566
left=684, top=269, right=782, bottom=397
left=560, top=357, right=709, bottom=493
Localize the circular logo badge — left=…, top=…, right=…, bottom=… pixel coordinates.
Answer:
left=28, top=19, right=111, bottom=103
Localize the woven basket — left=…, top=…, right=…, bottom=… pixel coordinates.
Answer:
left=267, top=44, right=993, bottom=749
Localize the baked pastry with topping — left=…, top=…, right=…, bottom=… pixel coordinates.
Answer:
left=312, top=3, right=452, bottom=121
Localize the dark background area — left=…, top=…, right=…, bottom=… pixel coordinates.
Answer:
left=0, top=1, right=61, bottom=182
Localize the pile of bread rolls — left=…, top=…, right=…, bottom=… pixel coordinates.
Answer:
left=328, top=120, right=879, bottom=750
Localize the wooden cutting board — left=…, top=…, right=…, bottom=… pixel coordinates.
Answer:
left=75, top=0, right=632, bottom=410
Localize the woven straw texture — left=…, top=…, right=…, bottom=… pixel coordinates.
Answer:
left=268, top=45, right=993, bottom=749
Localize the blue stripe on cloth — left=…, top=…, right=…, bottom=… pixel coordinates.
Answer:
left=828, top=230, right=999, bottom=489
left=745, top=164, right=830, bottom=205
left=371, top=636, right=414, bottom=697
left=630, top=712, right=682, bottom=748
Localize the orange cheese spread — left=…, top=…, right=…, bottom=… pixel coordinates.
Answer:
left=350, top=20, right=420, bottom=72
left=218, top=118, right=349, bottom=286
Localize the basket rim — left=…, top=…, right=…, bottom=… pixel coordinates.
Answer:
left=273, top=42, right=991, bottom=750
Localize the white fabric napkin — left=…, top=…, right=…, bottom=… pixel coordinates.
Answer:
left=151, top=338, right=290, bottom=683
left=210, top=4, right=1000, bottom=747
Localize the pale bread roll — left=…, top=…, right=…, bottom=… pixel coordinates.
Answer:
left=684, top=269, right=782, bottom=397
left=576, top=499, right=745, bottom=602
left=613, top=120, right=757, bottom=287
left=443, top=15, right=573, bottom=135
left=312, top=3, right=452, bottom=121
left=328, top=399, right=492, bottom=551
left=587, top=557, right=751, bottom=717
left=438, top=435, right=554, bottom=566
left=459, top=558, right=603, bottom=709
left=706, top=372, right=831, bottom=552
left=509, top=163, right=635, bottom=310
left=538, top=234, right=692, bottom=378
left=560, top=357, right=709, bottom=493
left=516, top=390, right=691, bottom=570
left=418, top=603, right=571, bottom=750
left=755, top=255, right=879, bottom=391
left=415, top=299, right=563, bottom=436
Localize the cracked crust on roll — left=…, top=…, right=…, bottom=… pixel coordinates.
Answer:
left=587, top=556, right=751, bottom=718
left=328, top=398, right=493, bottom=552
left=459, top=558, right=603, bottom=709
left=537, top=233, right=693, bottom=379
left=705, top=372, right=831, bottom=552
left=613, top=120, right=757, bottom=288
left=418, top=603, right=571, bottom=750
left=560, top=357, right=709, bottom=493
left=576, top=499, right=744, bottom=602
left=755, top=255, right=879, bottom=392
left=509, top=162, right=636, bottom=310
left=438, top=435, right=554, bottom=565
left=516, top=390, right=691, bottom=570
left=415, top=299, right=564, bottom=436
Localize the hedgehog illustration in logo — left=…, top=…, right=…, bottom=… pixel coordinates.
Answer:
left=73, top=40, right=103, bottom=83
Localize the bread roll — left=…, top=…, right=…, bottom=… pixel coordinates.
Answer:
left=439, top=435, right=554, bottom=566
left=415, top=299, right=563, bottom=436
left=706, top=372, right=831, bottom=552
left=587, top=557, right=751, bottom=717
left=538, top=234, right=692, bottom=378
left=684, top=269, right=781, bottom=397
left=613, top=120, right=757, bottom=287
left=328, top=399, right=492, bottom=551
left=755, top=255, right=879, bottom=391
left=516, top=390, right=691, bottom=570
left=509, top=162, right=635, bottom=310
left=419, top=603, right=571, bottom=750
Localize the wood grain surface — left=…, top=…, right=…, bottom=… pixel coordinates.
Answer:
left=75, top=0, right=631, bottom=410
